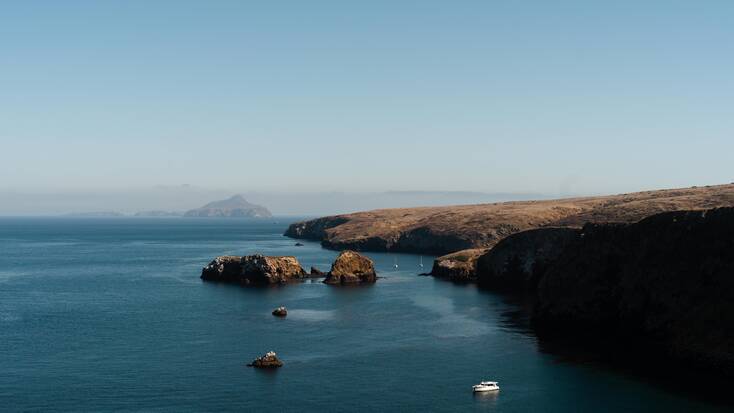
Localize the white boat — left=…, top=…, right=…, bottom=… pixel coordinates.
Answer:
left=419, top=256, right=424, bottom=268
left=472, top=381, right=500, bottom=392
left=394, top=257, right=399, bottom=269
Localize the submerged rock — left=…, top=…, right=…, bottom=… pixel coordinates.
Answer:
left=323, top=251, right=377, bottom=284
left=294, top=242, right=304, bottom=247
left=247, top=351, right=283, bottom=368
left=272, top=306, right=287, bottom=317
left=201, top=255, right=306, bottom=285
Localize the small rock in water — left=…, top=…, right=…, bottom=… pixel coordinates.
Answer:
left=272, top=306, right=288, bottom=317
left=294, top=242, right=304, bottom=246
left=323, top=250, right=377, bottom=284
left=247, top=351, right=283, bottom=368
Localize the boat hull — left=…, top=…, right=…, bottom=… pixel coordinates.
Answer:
left=473, top=387, right=500, bottom=393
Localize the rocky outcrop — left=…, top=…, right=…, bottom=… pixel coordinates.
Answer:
left=309, top=267, right=325, bottom=276
left=201, top=255, right=306, bottom=285
left=476, top=228, right=579, bottom=290
left=272, top=306, right=287, bottom=317
left=532, top=208, right=734, bottom=374
left=323, top=251, right=377, bottom=284
left=284, top=216, right=349, bottom=240
left=285, top=184, right=734, bottom=255
left=247, top=351, right=283, bottom=368
left=185, top=195, right=272, bottom=218
left=431, top=248, right=487, bottom=282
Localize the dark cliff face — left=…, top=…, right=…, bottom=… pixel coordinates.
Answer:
left=284, top=216, right=349, bottom=241
left=285, top=219, right=475, bottom=255
left=476, top=228, right=580, bottom=290
left=534, top=208, right=734, bottom=374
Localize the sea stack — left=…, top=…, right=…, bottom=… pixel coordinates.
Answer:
left=323, top=250, right=377, bottom=284
left=247, top=351, right=283, bottom=368
left=272, top=306, right=287, bottom=317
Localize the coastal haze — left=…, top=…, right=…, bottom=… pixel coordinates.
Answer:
left=0, top=187, right=549, bottom=217
left=3, top=1, right=734, bottom=412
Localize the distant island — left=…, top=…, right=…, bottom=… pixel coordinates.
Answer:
left=134, top=210, right=184, bottom=217
left=184, top=195, right=272, bottom=218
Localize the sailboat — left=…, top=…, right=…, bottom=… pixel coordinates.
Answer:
left=394, top=256, right=399, bottom=269
left=419, top=256, right=424, bottom=269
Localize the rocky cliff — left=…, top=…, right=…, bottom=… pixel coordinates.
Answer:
left=476, top=228, right=579, bottom=290
left=430, top=248, right=487, bottom=282
left=533, top=208, right=734, bottom=373
left=285, top=184, right=734, bottom=255
left=201, top=254, right=306, bottom=285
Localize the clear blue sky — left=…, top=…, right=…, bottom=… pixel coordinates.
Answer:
left=1, top=1, right=732, bottom=196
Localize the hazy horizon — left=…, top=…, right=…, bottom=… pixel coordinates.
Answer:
left=2, top=180, right=732, bottom=216
left=2, top=1, right=733, bottom=213
left=0, top=186, right=552, bottom=216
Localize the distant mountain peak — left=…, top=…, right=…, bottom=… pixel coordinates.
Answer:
left=184, top=195, right=271, bottom=218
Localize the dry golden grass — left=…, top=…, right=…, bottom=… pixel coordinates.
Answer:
left=296, top=183, right=734, bottom=253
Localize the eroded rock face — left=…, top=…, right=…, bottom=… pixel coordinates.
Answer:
left=476, top=228, right=579, bottom=290
left=247, top=351, right=283, bottom=368
left=324, top=250, right=377, bottom=284
left=284, top=184, right=734, bottom=256
left=309, top=267, right=325, bottom=276
left=534, top=208, right=734, bottom=374
left=200, top=256, right=246, bottom=282
left=201, top=255, right=306, bottom=285
left=430, top=248, right=487, bottom=282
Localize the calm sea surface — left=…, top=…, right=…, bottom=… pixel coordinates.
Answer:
left=0, top=217, right=730, bottom=412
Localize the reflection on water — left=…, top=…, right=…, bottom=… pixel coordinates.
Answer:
left=411, top=294, right=493, bottom=338
left=285, top=309, right=336, bottom=322
left=472, top=390, right=500, bottom=407
left=487, top=286, right=734, bottom=409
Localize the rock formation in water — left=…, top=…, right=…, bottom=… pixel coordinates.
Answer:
left=323, top=250, right=377, bottom=284
left=247, top=351, right=283, bottom=368
left=184, top=195, right=272, bottom=218
left=430, top=248, right=487, bottom=282
left=309, top=267, right=325, bottom=276
left=284, top=184, right=734, bottom=255
left=201, top=255, right=306, bottom=285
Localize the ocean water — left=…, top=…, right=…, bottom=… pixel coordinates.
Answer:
left=0, top=217, right=730, bottom=412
